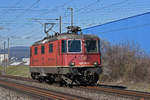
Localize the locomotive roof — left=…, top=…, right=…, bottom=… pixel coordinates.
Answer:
left=32, top=33, right=100, bottom=46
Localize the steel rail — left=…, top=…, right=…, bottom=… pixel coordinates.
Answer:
left=0, top=75, right=35, bottom=82
left=85, top=86, right=150, bottom=100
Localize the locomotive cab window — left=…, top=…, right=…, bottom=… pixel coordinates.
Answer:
left=86, top=40, right=98, bottom=53
left=68, top=40, right=81, bottom=52
left=34, top=47, right=38, bottom=55
left=62, top=40, right=67, bottom=53
left=49, top=44, right=53, bottom=53
left=41, top=45, right=45, bottom=54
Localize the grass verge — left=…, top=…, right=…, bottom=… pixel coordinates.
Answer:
left=0, top=66, right=30, bottom=78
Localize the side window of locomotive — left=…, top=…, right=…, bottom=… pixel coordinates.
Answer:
left=86, top=40, right=97, bottom=53
left=41, top=46, right=45, bottom=54
left=61, top=40, right=66, bottom=53
left=30, top=48, right=32, bottom=57
left=34, top=47, right=38, bottom=55
left=68, top=40, right=81, bottom=52
left=49, top=44, right=53, bottom=53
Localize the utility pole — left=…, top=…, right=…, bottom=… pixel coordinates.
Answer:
left=59, top=16, right=62, bottom=34
left=3, top=41, right=6, bottom=74
left=67, top=8, right=73, bottom=26
left=8, top=38, right=9, bottom=67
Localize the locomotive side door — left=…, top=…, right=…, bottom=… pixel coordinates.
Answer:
left=56, top=40, right=60, bottom=66
left=55, top=40, right=63, bottom=66
left=46, top=41, right=58, bottom=66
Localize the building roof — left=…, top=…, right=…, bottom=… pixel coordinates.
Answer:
left=33, top=33, right=99, bottom=46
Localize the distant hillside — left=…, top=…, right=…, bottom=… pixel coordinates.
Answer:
left=0, top=46, right=30, bottom=60
left=10, top=46, right=30, bottom=59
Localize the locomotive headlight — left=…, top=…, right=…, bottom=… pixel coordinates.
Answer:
left=70, top=62, right=75, bottom=66
left=94, top=62, right=98, bottom=66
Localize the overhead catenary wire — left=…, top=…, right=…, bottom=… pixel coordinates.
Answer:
left=37, top=0, right=73, bottom=17
left=13, top=0, right=41, bottom=19
left=4, top=0, right=70, bottom=39
left=5, top=0, right=41, bottom=37
left=76, top=0, right=129, bottom=15
left=1, top=0, right=129, bottom=38
left=0, top=0, right=24, bottom=33
left=61, top=0, right=130, bottom=29
left=0, top=0, right=23, bottom=18
left=0, top=0, right=150, bottom=47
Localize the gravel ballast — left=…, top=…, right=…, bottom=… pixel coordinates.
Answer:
left=0, top=86, right=36, bottom=100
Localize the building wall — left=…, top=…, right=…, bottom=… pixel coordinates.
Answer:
left=0, top=54, right=8, bottom=64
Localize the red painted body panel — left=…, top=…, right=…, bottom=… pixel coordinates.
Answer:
left=30, top=39, right=101, bottom=68
left=30, top=40, right=60, bottom=67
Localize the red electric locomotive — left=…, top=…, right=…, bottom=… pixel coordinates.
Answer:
left=30, top=26, right=102, bottom=86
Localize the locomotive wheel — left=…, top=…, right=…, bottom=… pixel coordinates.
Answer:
left=66, top=84, right=73, bottom=88
left=59, top=80, right=66, bottom=87
left=83, top=70, right=99, bottom=85
left=46, top=75, right=55, bottom=84
left=31, top=73, right=36, bottom=80
left=38, top=77, right=45, bottom=83
left=86, top=73, right=99, bottom=85
left=47, top=79, right=54, bottom=84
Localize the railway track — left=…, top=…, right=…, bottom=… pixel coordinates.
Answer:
left=0, top=78, right=86, bottom=100
left=83, top=86, right=150, bottom=100
left=0, top=75, right=35, bottom=82
left=1, top=75, right=150, bottom=100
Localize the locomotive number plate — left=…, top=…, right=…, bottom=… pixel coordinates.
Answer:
left=79, top=62, right=90, bottom=65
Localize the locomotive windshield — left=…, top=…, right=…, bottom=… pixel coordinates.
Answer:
left=86, top=40, right=98, bottom=53
left=68, top=40, right=81, bottom=52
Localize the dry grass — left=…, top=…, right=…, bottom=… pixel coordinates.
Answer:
left=0, top=65, right=30, bottom=77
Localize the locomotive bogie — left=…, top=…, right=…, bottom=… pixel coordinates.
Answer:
left=30, top=66, right=102, bottom=85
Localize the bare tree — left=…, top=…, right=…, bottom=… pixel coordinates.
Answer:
left=100, top=40, right=150, bottom=82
